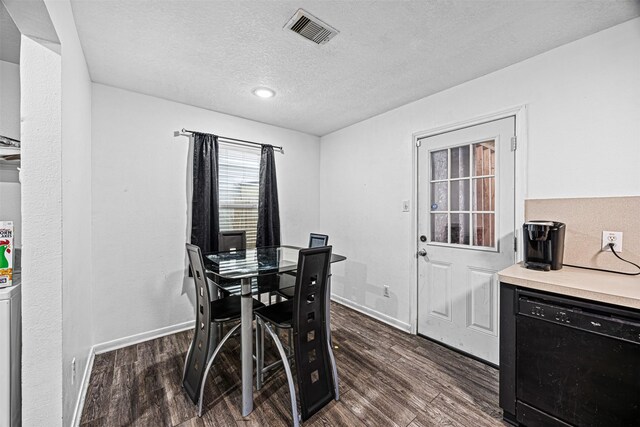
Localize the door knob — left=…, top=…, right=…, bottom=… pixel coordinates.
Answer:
left=417, top=249, right=428, bottom=257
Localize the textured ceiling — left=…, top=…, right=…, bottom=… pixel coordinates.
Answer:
left=0, top=1, right=20, bottom=64
left=70, top=0, right=640, bottom=136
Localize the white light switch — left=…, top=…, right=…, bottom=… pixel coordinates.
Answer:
left=402, top=200, right=410, bottom=212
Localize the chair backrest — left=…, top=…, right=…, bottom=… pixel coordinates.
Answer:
left=183, top=243, right=213, bottom=403
left=292, top=245, right=334, bottom=421
left=308, top=233, right=329, bottom=248
left=219, top=230, right=246, bottom=251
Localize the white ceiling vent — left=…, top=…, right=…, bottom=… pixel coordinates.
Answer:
left=284, top=9, right=339, bottom=45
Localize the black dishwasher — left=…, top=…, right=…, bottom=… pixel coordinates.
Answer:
left=500, top=285, right=640, bottom=427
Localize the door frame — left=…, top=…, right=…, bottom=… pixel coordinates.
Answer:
left=409, top=105, right=528, bottom=334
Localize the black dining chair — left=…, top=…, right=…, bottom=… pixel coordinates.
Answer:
left=308, top=233, right=330, bottom=249
left=276, top=233, right=329, bottom=300
left=218, top=230, right=246, bottom=252
left=217, top=230, right=247, bottom=296
left=254, top=246, right=339, bottom=426
left=216, top=230, right=267, bottom=299
left=182, top=243, right=265, bottom=417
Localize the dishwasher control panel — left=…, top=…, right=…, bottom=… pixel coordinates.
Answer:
left=522, top=300, right=572, bottom=324
left=518, top=297, right=640, bottom=345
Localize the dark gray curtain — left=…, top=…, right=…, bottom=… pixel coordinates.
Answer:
left=191, top=132, right=219, bottom=252
left=256, top=145, right=281, bottom=247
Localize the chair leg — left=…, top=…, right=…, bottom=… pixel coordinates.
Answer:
left=217, top=323, right=224, bottom=345
left=256, top=317, right=264, bottom=390
left=325, top=272, right=339, bottom=400
left=327, top=335, right=340, bottom=401
left=197, top=322, right=242, bottom=417
left=264, top=322, right=300, bottom=427
left=182, top=338, right=194, bottom=385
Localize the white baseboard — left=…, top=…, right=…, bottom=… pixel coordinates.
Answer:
left=93, top=320, right=194, bottom=355
left=71, top=320, right=195, bottom=426
left=71, top=349, right=95, bottom=427
left=331, top=294, right=412, bottom=333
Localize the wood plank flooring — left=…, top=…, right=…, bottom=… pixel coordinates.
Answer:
left=80, top=303, right=505, bottom=426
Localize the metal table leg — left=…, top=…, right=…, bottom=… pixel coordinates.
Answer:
left=240, top=277, right=254, bottom=416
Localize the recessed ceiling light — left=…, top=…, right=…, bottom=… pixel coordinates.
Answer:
left=253, top=87, right=275, bottom=98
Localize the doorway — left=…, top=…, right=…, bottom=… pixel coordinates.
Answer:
left=416, top=116, right=516, bottom=365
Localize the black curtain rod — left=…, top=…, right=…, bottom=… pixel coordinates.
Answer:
left=178, top=128, right=284, bottom=153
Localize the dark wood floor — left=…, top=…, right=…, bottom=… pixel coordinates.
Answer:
left=80, top=303, right=505, bottom=426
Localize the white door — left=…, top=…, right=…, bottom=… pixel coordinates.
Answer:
left=417, top=117, right=516, bottom=365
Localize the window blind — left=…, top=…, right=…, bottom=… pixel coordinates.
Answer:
left=218, top=143, right=260, bottom=248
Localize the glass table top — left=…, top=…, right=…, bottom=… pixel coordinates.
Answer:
left=203, top=245, right=346, bottom=280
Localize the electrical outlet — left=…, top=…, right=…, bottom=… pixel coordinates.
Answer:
left=71, top=357, right=76, bottom=385
left=383, top=285, right=390, bottom=297
left=602, top=231, right=623, bottom=252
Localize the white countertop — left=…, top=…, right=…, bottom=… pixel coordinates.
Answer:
left=498, top=263, right=640, bottom=310
left=0, top=284, right=20, bottom=298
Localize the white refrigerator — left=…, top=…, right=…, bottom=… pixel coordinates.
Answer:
left=0, top=282, right=20, bottom=427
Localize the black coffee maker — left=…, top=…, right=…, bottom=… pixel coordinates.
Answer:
left=523, top=221, right=566, bottom=271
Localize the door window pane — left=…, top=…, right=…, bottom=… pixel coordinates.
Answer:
left=431, top=214, right=448, bottom=243
left=473, top=213, right=495, bottom=247
left=431, top=182, right=448, bottom=211
left=473, top=141, right=495, bottom=176
left=431, top=149, right=448, bottom=180
left=450, top=179, right=469, bottom=211
left=451, top=213, right=470, bottom=245
left=472, top=177, right=495, bottom=211
left=450, top=146, right=470, bottom=178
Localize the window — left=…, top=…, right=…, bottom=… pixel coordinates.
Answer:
left=429, top=140, right=496, bottom=249
left=218, top=144, right=260, bottom=248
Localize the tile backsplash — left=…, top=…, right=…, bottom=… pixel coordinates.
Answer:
left=525, top=197, right=639, bottom=273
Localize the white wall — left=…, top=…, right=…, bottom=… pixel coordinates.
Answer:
left=20, top=34, right=63, bottom=426
left=44, top=0, right=94, bottom=424
left=91, top=84, right=320, bottom=344
left=0, top=59, right=22, bottom=249
left=320, top=18, right=640, bottom=329
left=0, top=59, right=20, bottom=141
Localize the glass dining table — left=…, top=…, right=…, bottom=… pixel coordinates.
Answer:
left=200, top=245, right=346, bottom=416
